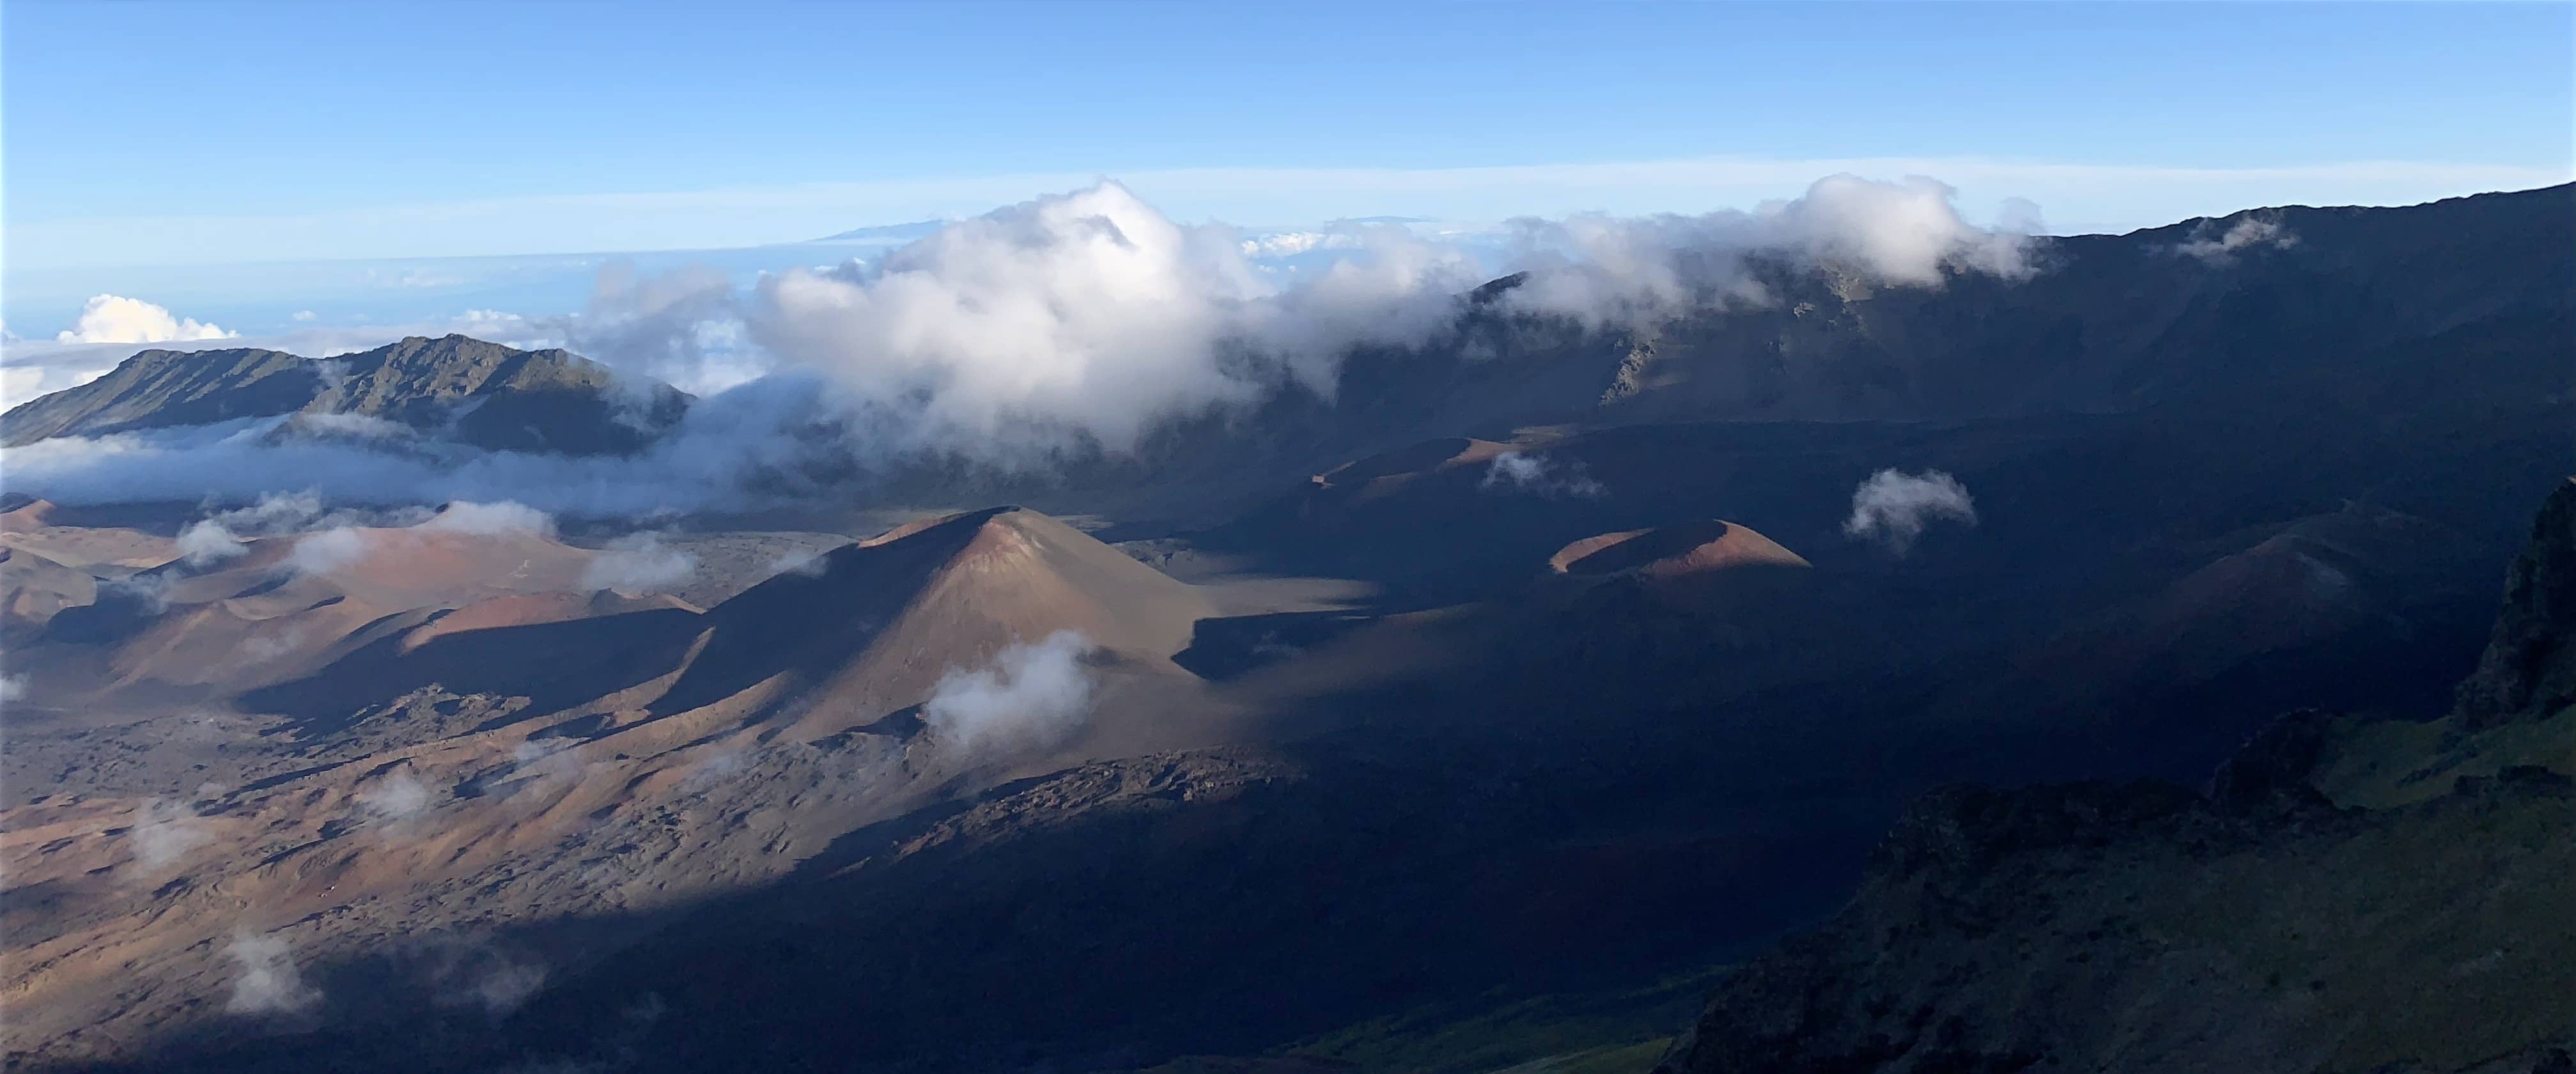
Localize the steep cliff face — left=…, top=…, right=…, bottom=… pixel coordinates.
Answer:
left=2455, top=479, right=2576, bottom=728
left=1651, top=481, right=2576, bottom=1074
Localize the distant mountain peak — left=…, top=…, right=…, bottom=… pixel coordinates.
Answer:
left=0, top=335, right=689, bottom=456
left=809, top=220, right=952, bottom=244
left=622, top=504, right=1211, bottom=739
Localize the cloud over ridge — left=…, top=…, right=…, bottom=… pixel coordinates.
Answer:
left=6, top=173, right=2035, bottom=513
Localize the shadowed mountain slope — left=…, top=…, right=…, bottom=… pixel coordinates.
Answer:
left=1037, top=184, right=2576, bottom=531
left=1648, top=480, right=2576, bottom=1074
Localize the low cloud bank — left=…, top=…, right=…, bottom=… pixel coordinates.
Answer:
left=6, top=174, right=2038, bottom=514
left=740, top=175, right=2024, bottom=463
left=176, top=491, right=409, bottom=566
left=166, top=495, right=566, bottom=588
left=3, top=375, right=835, bottom=517
left=1843, top=468, right=1978, bottom=555
left=1498, top=174, right=2028, bottom=329
left=920, top=631, right=1096, bottom=757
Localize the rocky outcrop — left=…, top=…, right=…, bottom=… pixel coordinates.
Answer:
left=2455, top=478, right=2576, bottom=728
left=2204, top=707, right=2343, bottom=815
left=1653, top=759, right=2574, bottom=1074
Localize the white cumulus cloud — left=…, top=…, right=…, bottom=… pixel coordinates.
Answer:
left=749, top=183, right=1370, bottom=462
left=1843, top=468, right=1979, bottom=556
left=54, top=295, right=237, bottom=345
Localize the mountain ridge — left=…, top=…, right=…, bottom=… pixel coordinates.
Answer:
left=0, top=334, right=690, bottom=456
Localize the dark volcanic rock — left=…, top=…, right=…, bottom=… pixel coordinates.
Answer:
left=1868, top=779, right=2206, bottom=884
left=2455, top=478, right=2576, bottom=727
left=2205, top=708, right=2343, bottom=815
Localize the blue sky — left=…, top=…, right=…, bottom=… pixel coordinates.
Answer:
left=3, top=2, right=2570, bottom=304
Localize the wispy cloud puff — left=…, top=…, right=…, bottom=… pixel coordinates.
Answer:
left=176, top=490, right=397, bottom=566
left=763, top=548, right=833, bottom=579
left=451, top=952, right=547, bottom=1017
left=1480, top=451, right=1606, bottom=498
left=224, top=930, right=322, bottom=1015
left=126, top=797, right=212, bottom=872
left=419, top=499, right=555, bottom=536
left=921, top=631, right=1096, bottom=758
left=281, top=498, right=558, bottom=575
left=548, top=261, right=756, bottom=397
left=54, top=295, right=235, bottom=345
left=1843, top=469, right=1978, bottom=555
left=284, top=527, right=370, bottom=576
left=2171, top=215, right=2298, bottom=263
left=579, top=532, right=697, bottom=593
left=355, top=769, right=435, bottom=823
left=235, top=625, right=310, bottom=664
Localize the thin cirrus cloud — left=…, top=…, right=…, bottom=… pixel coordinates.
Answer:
left=8, top=154, right=2566, bottom=268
